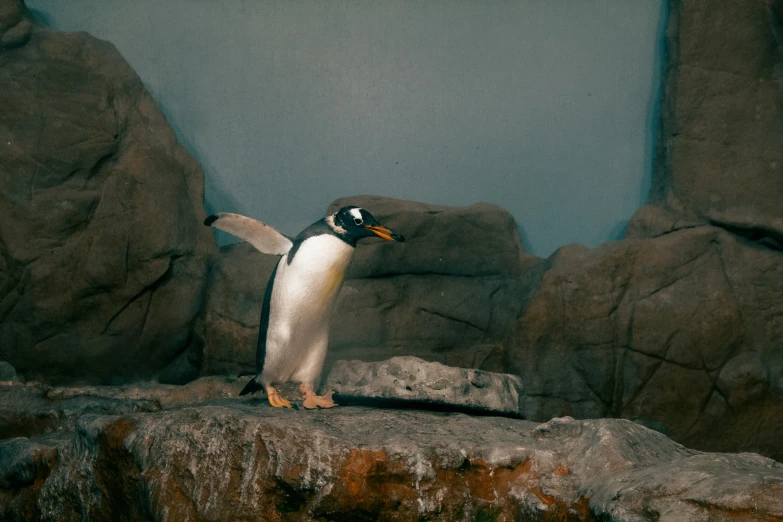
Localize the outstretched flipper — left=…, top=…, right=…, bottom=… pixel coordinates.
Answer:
left=204, top=212, right=293, bottom=255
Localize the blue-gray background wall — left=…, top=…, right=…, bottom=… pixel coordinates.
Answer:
left=29, top=0, right=666, bottom=257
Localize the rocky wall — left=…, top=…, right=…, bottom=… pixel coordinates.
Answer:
left=0, top=0, right=215, bottom=384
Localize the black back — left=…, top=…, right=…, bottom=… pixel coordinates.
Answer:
left=255, top=257, right=282, bottom=375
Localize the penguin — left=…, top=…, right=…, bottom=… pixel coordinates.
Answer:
left=204, top=205, right=404, bottom=409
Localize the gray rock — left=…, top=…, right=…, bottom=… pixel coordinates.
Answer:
left=503, top=225, right=783, bottom=460
left=0, top=361, right=16, bottom=384
left=323, top=356, right=524, bottom=416
left=157, top=347, right=200, bottom=385
left=0, top=376, right=256, bottom=441
left=6, top=403, right=779, bottom=521
left=0, top=5, right=216, bottom=384
left=717, top=352, right=769, bottom=408
left=158, top=375, right=249, bottom=409
left=0, top=434, right=64, bottom=489
left=0, top=434, right=65, bottom=522
left=623, top=204, right=704, bottom=241
left=603, top=1, right=783, bottom=461
left=328, top=195, right=541, bottom=373
left=0, top=1, right=32, bottom=50
left=327, top=195, right=527, bottom=279
left=1, top=378, right=781, bottom=520
left=0, top=383, right=161, bottom=439
left=650, top=0, right=783, bottom=238
left=193, top=196, right=542, bottom=378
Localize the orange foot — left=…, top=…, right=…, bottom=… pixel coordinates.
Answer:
left=300, top=384, right=336, bottom=409
left=266, top=385, right=292, bottom=408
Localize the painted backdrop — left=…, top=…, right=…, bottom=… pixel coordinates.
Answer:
left=29, top=0, right=666, bottom=256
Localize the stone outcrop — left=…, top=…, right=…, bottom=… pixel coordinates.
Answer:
left=0, top=376, right=251, bottom=441
left=651, top=0, right=783, bottom=238
left=324, top=356, right=524, bottom=417
left=0, top=434, right=64, bottom=521
left=0, top=383, right=160, bottom=440
left=0, top=1, right=215, bottom=384
left=0, top=9, right=781, bottom=520
left=1, top=393, right=782, bottom=521
left=502, top=223, right=783, bottom=460
left=326, top=196, right=542, bottom=371
left=498, top=0, right=783, bottom=461
left=194, top=195, right=542, bottom=379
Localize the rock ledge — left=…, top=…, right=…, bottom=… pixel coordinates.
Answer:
left=324, top=356, right=524, bottom=417
left=1, top=392, right=781, bottom=521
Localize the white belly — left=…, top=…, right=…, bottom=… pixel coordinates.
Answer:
left=263, top=234, right=354, bottom=383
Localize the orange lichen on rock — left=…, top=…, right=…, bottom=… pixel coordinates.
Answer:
left=5, top=406, right=782, bottom=521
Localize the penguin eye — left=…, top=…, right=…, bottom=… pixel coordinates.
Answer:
left=353, top=217, right=363, bottom=226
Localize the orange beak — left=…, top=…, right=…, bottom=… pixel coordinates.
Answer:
left=364, top=225, right=404, bottom=242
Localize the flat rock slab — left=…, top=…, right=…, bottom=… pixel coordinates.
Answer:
left=324, top=356, right=524, bottom=416
left=3, top=404, right=781, bottom=521
left=0, top=376, right=250, bottom=439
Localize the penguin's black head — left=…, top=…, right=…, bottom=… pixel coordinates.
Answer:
left=331, top=206, right=405, bottom=243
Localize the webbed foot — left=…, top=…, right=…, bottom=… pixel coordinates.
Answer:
left=300, top=385, right=336, bottom=409
left=266, top=385, right=292, bottom=408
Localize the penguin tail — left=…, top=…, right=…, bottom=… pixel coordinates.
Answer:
left=239, top=376, right=263, bottom=396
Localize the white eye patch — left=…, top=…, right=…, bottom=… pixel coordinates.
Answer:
left=349, top=208, right=364, bottom=225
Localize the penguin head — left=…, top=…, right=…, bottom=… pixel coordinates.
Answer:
left=332, top=206, right=405, bottom=243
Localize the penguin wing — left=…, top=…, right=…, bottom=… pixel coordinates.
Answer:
left=204, top=213, right=293, bottom=255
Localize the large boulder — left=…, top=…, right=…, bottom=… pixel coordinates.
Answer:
left=327, top=195, right=540, bottom=370
left=2, top=401, right=781, bottom=521
left=527, top=0, right=783, bottom=460
left=651, top=0, right=783, bottom=237
left=0, top=1, right=215, bottom=383
left=327, top=195, right=527, bottom=279
left=502, top=224, right=783, bottom=460
left=502, top=0, right=783, bottom=461
left=194, top=195, right=542, bottom=379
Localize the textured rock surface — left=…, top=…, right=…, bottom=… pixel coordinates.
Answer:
left=0, top=433, right=63, bottom=522
left=191, top=242, right=280, bottom=377
left=1, top=378, right=782, bottom=520
left=651, top=0, right=783, bottom=238
left=324, top=356, right=524, bottom=416
left=0, top=2, right=215, bottom=384
left=500, top=0, right=783, bottom=462
left=1, top=403, right=781, bottom=521
left=502, top=224, right=783, bottom=460
left=0, top=361, right=17, bottom=384
left=327, top=195, right=528, bottom=279
left=195, top=195, right=542, bottom=378
left=0, top=376, right=251, bottom=440
left=0, top=383, right=162, bottom=439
